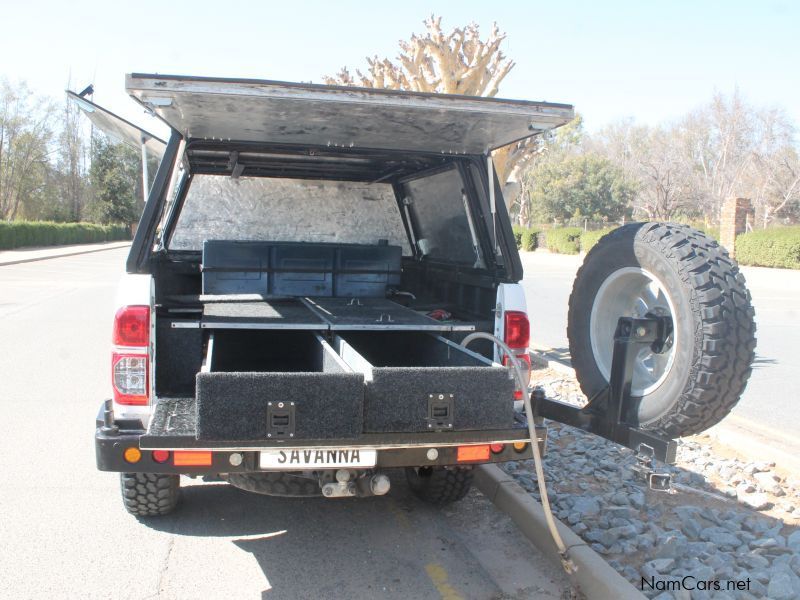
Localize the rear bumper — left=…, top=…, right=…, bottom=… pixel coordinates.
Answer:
left=95, top=400, right=539, bottom=475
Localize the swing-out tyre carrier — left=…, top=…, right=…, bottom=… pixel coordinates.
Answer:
left=81, top=74, right=755, bottom=517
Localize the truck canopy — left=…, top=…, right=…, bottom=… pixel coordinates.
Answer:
left=66, top=91, right=166, bottom=159
left=125, top=73, right=574, bottom=154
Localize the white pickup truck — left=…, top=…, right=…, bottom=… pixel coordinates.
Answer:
left=78, top=74, right=755, bottom=517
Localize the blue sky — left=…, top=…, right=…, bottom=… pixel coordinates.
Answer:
left=2, top=0, right=798, bottom=136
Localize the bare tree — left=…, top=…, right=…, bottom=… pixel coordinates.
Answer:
left=742, top=107, right=799, bottom=227
left=681, top=90, right=767, bottom=221
left=324, top=16, right=536, bottom=207
left=591, top=121, right=697, bottom=221
left=588, top=92, right=800, bottom=226
left=634, top=126, right=698, bottom=220
left=750, top=145, right=800, bottom=227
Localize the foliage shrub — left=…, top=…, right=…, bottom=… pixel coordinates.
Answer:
left=735, top=226, right=800, bottom=269
left=511, top=226, right=541, bottom=251
left=682, top=221, right=720, bottom=241
left=0, top=221, right=130, bottom=250
left=521, top=227, right=540, bottom=251
left=580, top=227, right=616, bottom=253
left=546, top=227, right=583, bottom=254
left=512, top=226, right=524, bottom=249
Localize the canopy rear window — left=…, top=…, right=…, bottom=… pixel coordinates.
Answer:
left=170, top=176, right=410, bottom=252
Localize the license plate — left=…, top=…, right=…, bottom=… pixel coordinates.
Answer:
left=259, top=448, right=377, bottom=470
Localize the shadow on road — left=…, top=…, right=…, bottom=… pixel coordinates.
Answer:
left=136, top=473, right=477, bottom=598
left=751, top=354, right=778, bottom=368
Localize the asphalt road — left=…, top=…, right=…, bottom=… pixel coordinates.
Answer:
left=520, top=250, right=800, bottom=456
left=0, top=248, right=572, bottom=600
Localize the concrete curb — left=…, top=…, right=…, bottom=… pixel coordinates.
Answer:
left=529, top=348, right=574, bottom=375
left=0, top=242, right=131, bottom=267
left=705, top=418, right=800, bottom=477
left=475, top=464, right=645, bottom=600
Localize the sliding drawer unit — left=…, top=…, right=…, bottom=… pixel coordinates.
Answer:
left=335, top=332, right=515, bottom=433
left=195, top=331, right=364, bottom=441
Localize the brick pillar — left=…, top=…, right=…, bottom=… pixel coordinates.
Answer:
left=719, top=197, right=752, bottom=258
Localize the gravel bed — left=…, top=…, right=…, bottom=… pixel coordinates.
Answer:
left=503, top=368, right=800, bottom=599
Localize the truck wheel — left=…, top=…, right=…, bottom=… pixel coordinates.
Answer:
left=405, top=466, right=473, bottom=505
left=120, top=473, right=180, bottom=517
left=226, top=472, right=321, bottom=497
left=567, top=222, right=756, bottom=438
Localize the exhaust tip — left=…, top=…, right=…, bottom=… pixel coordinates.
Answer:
left=370, top=474, right=391, bottom=496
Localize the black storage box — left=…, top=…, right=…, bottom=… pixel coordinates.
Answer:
left=202, top=240, right=401, bottom=297
left=334, top=332, right=515, bottom=433
left=195, top=331, right=364, bottom=441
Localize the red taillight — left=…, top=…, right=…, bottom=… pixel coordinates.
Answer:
left=490, top=443, right=505, bottom=454
left=152, top=450, right=170, bottom=464
left=503, top=353, right=532, bottom=400
left=504, top=311, right=530, bottom=350
left=112, top=306, right=149, bottom=406
left=112, top=352, right=149, bottom=405
left=113, top=305, right=150, bottom=346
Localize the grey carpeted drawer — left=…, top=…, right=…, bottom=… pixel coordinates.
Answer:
left=196, top=371, right=364, bottom=440
left=334, top=332, right=515, bottom=433
left=195, top=331, right=364, bottom=441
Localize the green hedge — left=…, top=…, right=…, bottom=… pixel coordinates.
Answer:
left=511, top=226, right=541, bottom=252
left=512, top=225, right=524, bottom=248
left=522, top=227, right=541, bottom=251
left=581, top=227, right=616, bottom=253
left=735, top=226, right=800, bottom=269
left=546, top=227, right=583, bottom=254
left=0, top=221, right=130, bottom=250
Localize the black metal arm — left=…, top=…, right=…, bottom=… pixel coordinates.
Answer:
left=534, top=317, right=677, bottom=464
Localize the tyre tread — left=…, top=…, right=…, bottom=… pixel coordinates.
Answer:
left=405, top=466, right=473, bottom=506
left=568, top=222, right=756, bottom=437
left=120, top=472, right=180, bottom=517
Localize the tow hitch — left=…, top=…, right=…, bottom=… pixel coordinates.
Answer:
left=319, top=470, right=391, bottom=498
left=632, top=443, right=672, bottom=492
left=534, top=316, right=678, bottom=468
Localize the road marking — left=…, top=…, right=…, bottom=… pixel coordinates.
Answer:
left=386, top=497, right=413, bottom=529
left=425, top=563, right=464, bottom=600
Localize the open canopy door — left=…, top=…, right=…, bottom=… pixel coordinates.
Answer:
left=66, top=90, right=166, bottom=159
left=125, top=73, right=574, bottom=154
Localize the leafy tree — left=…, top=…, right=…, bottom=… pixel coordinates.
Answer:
left=0, top=79, right=54, bottom=220
left=57, top=92, right=88, bottom=221
left=514, top=115, right=585, bottom=224
left=526, top=154, right=635, bottom=223
left=87, top=133, right=140, bottom=225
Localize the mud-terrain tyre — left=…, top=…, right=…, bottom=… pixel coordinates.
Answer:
left=121, top=473, right=180, bottom=516
left=226, top=472, right=321, bottom=497
left=405, top=466, right=473, bottom=505
left=567, top=222, right=756, bottom=438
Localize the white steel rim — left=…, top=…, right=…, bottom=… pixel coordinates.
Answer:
left=589, top=267, right=677, bottom=396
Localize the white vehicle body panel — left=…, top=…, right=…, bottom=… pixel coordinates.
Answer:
left=493, top=282, right=528, bottom=361
left=494, top=282, right=529, bottom=411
